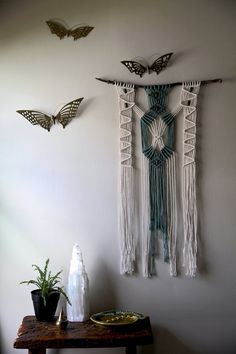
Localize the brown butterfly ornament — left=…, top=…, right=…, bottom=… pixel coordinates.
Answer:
left=46, top=20, right=94, bottom=40
left=121, top=53, right=173, bottom=78
left=17, top=98, right=83, bottom=132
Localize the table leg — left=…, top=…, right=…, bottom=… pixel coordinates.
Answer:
left=126, top=346, right=137, bottom=354
left=29, top=349, right=46, bottom=354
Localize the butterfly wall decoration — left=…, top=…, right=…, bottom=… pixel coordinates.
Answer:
left=46, top=20, right=94, bottom=40
left=17, top=98, right=84, bottom=132
left=121, top=52, right=173, bottom=78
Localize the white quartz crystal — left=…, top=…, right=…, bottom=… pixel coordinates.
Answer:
left=67, top=244, right=89, bottom=321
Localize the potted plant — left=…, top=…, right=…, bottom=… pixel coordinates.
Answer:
left=20, top=258, right=71, bottom=322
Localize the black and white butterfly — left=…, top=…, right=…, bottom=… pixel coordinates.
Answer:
left=121, top=53, right=173, bottom=78
left=17, top=98, right=84, bottom=132
left=46, top=20, right=94, bottom=40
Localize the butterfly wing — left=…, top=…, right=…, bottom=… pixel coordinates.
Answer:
left=55, top=98, right=84, bottom=128
left=121, top=60, right=147, bottom=78
left=70, top=26, right=94, bottom=40
left=17, top=110, right=52, bottom=131
left=148, top=52, right=173, bottom=75
left=46, top=20, right=68, bottom=39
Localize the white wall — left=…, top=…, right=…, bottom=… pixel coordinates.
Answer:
left=0, top=0, right=236, bottom=353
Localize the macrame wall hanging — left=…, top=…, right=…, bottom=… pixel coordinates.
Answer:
left=97, top=76, right=222, bottom=277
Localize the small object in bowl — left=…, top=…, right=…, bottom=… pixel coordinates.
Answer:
left=90, top=310, right=145, bottom=326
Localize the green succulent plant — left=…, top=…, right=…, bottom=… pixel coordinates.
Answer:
left=20, top=258, right=71, bottom=306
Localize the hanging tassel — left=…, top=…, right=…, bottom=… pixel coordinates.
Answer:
left=166, top=153, right=178, bottom=276
left=133, top=105, right=153, bottom=277
left=140, top=151, right=151, bottom=277
left=115, top=83, right=136, bottom=274
left=181, top=82, right=201, bottom=277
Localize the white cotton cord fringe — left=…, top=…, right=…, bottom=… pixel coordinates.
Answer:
left=166, top=152, right=178, bottom=276
left=115, top=82, right=136, bottom=275
left=141, top=153, right=151, bottom=277
left=166, top=103, right=182, bottom=277
left=133, top=104, right=151, bottom=277
left=181, top=81, right=201, bottom=277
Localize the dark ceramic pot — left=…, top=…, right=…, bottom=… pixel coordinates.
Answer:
left=31, top=289, right=60, bottom=322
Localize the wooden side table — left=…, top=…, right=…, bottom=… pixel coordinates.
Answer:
left=14, top=315, right=153, bottom=354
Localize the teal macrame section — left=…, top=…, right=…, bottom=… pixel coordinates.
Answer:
left=141, top=85, right=176, bottom=266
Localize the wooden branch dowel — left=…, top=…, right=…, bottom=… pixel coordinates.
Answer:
left=95, top=77, right=222, bottom=88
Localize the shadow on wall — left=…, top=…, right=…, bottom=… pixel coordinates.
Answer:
left=195, top=88, right=209, bottom=277
left=156, top=326, right=199, bottom=354
left=0, top=319, right=6, bottom=354
left=89, top=261, right=118, bottom=314
left=141, top=325, right=198, bottom=354
left=0, top=323, right=3, bottom=354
